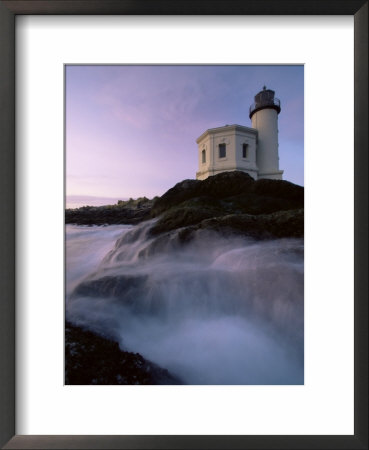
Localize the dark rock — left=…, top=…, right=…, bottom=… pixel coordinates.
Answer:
left=74, top=274, right=148, bottom=301
left=150, top=200, right=222, bottom=235
left=196, top=208, right=304, bottom=240
left=65, top=321, right=182, bottom=385
left=149, top=171, right=303, bottom=235
left=150, top=208, right=304, bottom=244
left=65, top=198, right=154, bottom=225
left=65, top=171, right=304, bottom=239
left=151, top=171, right=303, bottom=217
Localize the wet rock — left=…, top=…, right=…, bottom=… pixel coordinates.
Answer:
left=74, top=274, right=148, bottom=300
left=151, top=208, right=303, bottom=241
left=65, top=321, right=182, bottom=385
left=196, top=208, right=304, bottom=240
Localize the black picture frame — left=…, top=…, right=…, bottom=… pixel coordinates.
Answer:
left=0, top=1, right=367, bottom=449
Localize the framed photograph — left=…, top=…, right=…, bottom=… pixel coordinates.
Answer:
left=64, top=64, right=305, bottom=388
left=0, top=1, right=367, bottom=449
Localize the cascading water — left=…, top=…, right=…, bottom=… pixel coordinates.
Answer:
left=66, top=220, right=304, bottom=385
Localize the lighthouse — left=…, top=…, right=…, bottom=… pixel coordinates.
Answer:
left=249, top=86, right=283, bottom=180
left=196, top=87, right=283, bottom=181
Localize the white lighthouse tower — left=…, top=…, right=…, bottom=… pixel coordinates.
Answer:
left=249, top=86, right=283, bottom=180
left=196, top=86, right=283, bottom=181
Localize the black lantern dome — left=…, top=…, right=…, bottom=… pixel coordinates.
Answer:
left=249, top=86, right=281, bottom=119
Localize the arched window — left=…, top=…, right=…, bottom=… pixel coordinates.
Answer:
left=202, top=149, right=206, bottom=164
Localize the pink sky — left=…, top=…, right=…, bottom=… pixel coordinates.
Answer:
left=66, top=65, right=303, bottom=204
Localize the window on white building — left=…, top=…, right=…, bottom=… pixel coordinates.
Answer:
left=202, top=149, right=206, bottom=164
left=242, top=143, right=248, bottom=158
left=219, top=143, right=226, bottom=158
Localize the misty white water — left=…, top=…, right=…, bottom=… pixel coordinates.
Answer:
left=66, top=222, right=304, bottom=385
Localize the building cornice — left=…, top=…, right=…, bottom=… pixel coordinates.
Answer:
left=196, top=124, right=257, bottom=144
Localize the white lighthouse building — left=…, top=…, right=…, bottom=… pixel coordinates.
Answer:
left=196, top=87, right=283, bottom=181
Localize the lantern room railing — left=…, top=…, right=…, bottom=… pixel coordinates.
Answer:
left=249, top=97, right=281, bottom=118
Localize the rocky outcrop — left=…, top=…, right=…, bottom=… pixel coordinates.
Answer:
left=151, top=171, right=303, bottom=217
left=149, top=172, right=304, bottom=238
left=65, top=197, right=154, bottom=225
left=174, top=208, right=304, bottom=242
left=65, top=321, right=182, bottom=385
left=66, top=171, right=304, bottom=239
